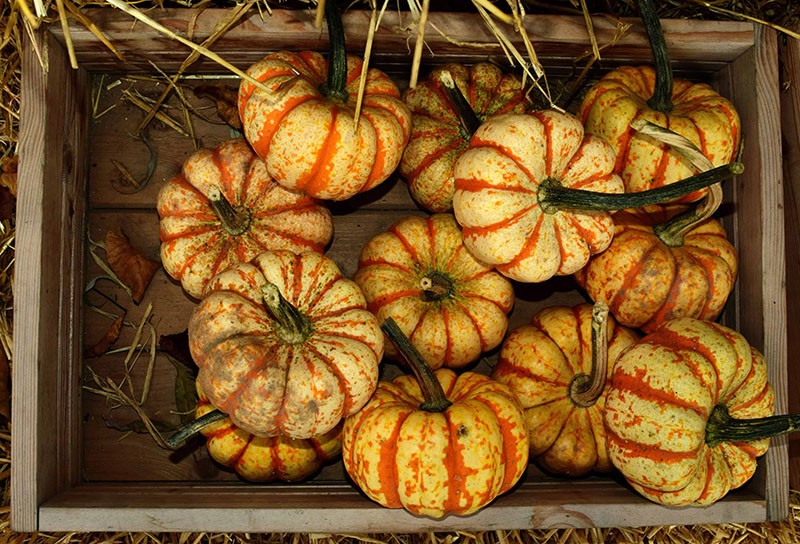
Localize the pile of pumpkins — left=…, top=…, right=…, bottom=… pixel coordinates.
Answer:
left=156, top=0, right=794, bottom=520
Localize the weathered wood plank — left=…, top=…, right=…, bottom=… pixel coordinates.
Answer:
left=13, top=29, right=90, bottom=531
left=37, top=481, right=767, bottom=532
left=779, top=26, right=800, bottom=491
left=717, top=25, right=788, bottom=521
left=53, top=9, right=754, bottom=73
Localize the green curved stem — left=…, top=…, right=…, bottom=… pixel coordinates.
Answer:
left=165, top=408, right=228, bottom=450
left=653, top=183, right=723, bottom=247
left=537, top=162, right=743, bottom=214
left=706, top=404, right=800, bottom=448
left=381, top=317, right=452, bottom=413
left=323, top=0, right=349, bottom=102
left=262, top=282, right=313, bottom=345
left=439, top=70, right=483, bottom=138
left=569, top=302, right=609, bottom=408
left=636, top=0, right=673, bottom=113
left=207, top=187, right=251, bottom=236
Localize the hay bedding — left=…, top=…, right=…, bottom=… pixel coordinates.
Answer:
left=3, top=0, right=800, bottom=541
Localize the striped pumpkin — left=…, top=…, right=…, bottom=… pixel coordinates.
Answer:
left=577, top=0, right=740, bottom=202
left=237, top=1, right=410, bottom=201
left=195, top=383, right=342, bottom=482
left=157, top=138, right=333, bottom=299
left=452, top=109, right=624, bottom=283
left=342, top=319, right=529, bottom=518
left=354, top=213, right=514, bottom=369
left=604, top=318, right=779, bottom=506
left=492, top=303, right=639, bottom=477
left=576, top=205, right=738, bottom=332
left=400, top=62, right=529, bottom=212
left=188, top=249, right=383, bottom=439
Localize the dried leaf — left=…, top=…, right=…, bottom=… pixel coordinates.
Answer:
left=159, top=329, right=195, bottom=370
left=0, top=155, right=17, bottom=196
left=105, top=228, right=161, bottom=304
left=166, top=354, right=199, bottom=425
left=0, top=348, right=9, bottom=421
left=194, top=84, right=242, bottom=130
left=85, top=313, right=126, bottom=358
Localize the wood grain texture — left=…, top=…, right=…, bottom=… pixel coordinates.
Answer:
left=13, top=29, right=90, bottom=531
left=779, top=28, right=800, bottom=491
left=37, top=481, right=767, bottom=533
left=53, top=9, right=755, bottom=73
left=716, top=26, right=788, bottom=522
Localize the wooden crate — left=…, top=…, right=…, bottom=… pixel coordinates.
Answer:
left=13, top=7, right=787, bottom=533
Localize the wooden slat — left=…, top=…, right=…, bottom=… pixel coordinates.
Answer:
left=779, top=26, right=800, bottom=490
left=53, top=9, right=754, bottom=72
left=38, top=481, right=767, bottom=532
left=13, top=29, right=90, bottom=531
left=717, top=26, right=788, bottom=521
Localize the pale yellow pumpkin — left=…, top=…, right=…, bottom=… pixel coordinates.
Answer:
left=354, top=213, right=513, bottom=369
left=188, top=249, right=383, bottom=439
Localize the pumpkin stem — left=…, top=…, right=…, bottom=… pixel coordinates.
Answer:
left=207, top=187, right=252, bottom=236
left=420, top=272, right=454, bottom=302
left=628, top=118, right=724, bottom=247
left=705, top=404, right=800, bottom=448
left=569, top=302, right=609, bottom=408
left=262, top=282, right=313, bottom=345
left=164, top=408, right=228, bottom=450
left=636, top=0, right=673, bottom=113
left=322, top=0, right=349, bottom=102
left=653, top=184, right=723, bottom=247
left=381, top=317, right=453, bottom=413
left=537, top=162, right=743, bottom=214
left=439, top=70, right=483, bottom=138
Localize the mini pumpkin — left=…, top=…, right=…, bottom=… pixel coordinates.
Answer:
left=491, top=303, right=639, bottom=477
left=400, top=63, right=529, bottom=212
left=188, top=249, right=383, bottom=439
left=195, top=382, right=342, bottom=482
left=354, top=213, right=514, bottom=370
left=604, top=317, right=799, bottom=506
left=577, top=0, right=740, bottom=202
left=157, top=138, right=333, bottom=299
left=342, top=318, right=529, bottom=519
left=238, top=0, right=411, bottom=201
left=576, top=199, right=738, bottom=332
left=452, top=108, right=740, bottom=283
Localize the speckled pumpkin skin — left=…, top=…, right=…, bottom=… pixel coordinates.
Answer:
left=342, top=368, right=529, bottom=518
left=354, top=213, right=514, bottom=370
left=399, top=63, right=529, bottom=212
left=578, top=66, right=741, bottom=202
left=576, top=206, right=738, bottom=332
left=188, top=249, right=384, bottom=439
left=238, top=51, right=411, bottom=201
left=452, top=109, right=625, bottom=283
left=195, top=383, right=342, bottom=482
left=491, top=304, right=639, bottom=477
left=157, top=138, right=333, bottom=299
left=604, top=318, right=774, bottom=506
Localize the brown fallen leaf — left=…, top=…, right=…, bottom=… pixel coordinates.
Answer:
left=1, top=155, right=17, bottom=196
left=105, top=228, right=161, bottom=304
left=159, top=330, right=195, bottom=370
left=194, top=84, right=242, bottom=130
left=85, top=313, right=126, bottom=358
